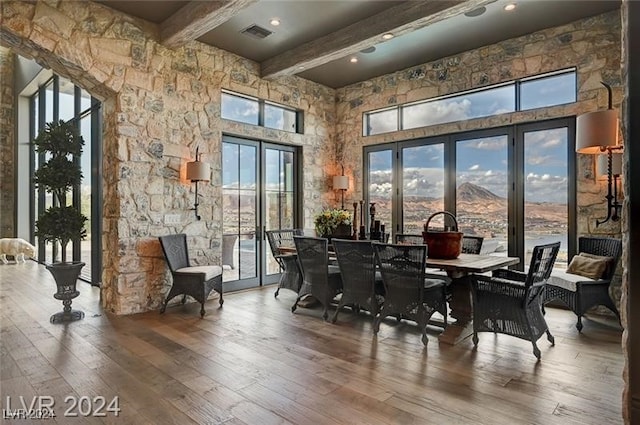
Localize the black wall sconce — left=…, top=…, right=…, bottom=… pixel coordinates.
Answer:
left=576, top=81, right=623, bottom=226
left=596, top=150, right=623, bottom=225
left=186, top=147, right=210, bottom=220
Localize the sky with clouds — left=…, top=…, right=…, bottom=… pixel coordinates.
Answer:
left=369, top=128, right=569, bottom=204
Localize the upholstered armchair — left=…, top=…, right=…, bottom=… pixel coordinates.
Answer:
left=544, top=236, right=622, bottom=331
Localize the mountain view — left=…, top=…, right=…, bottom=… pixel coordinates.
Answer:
left=394, top=182, right=567, bottom=261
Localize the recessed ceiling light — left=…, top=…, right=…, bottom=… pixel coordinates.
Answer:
left=350, top=57, right=358, bottom=63
left=382, top=33, right=394, bottom=40
left=270, top=18, right=280, bottom=26
left=297, top=66, right=305, bottom=70
left=504, top=3, right=516, bottom=11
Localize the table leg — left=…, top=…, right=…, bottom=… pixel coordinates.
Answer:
left=438, top=275, right=474, bottom=345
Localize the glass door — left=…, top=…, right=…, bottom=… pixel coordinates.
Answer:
left=518, top=120, right=575, bottom=268
left=363, top=148, right=393, bottom=236
left=263, top=146, right=296, bottom=281
left=222, top=136, right=299, bottom=290
left=454, top=131, right=510, bottom=256
left=400, top=142, right=445, bottom=234
left=362, top=118, right=576, bottom=269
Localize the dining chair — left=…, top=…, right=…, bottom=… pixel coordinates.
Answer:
left=292, top=236, right=342, bottom=320
left=544, top=236, right=622, bottom=331
left=470, top=241, right=560, bottom=359
left=462, top=235, right=484, bottom=254
left=372, top=243, right=447, bottom=345
left=266, top=229, right=304, bottom=297
left=158, top=233, right=223, bottom=317
left=394, top=234, right=424, bottom=245
left=331, top=239, right=384, bottom=323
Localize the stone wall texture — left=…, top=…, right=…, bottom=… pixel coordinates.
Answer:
left=334, top=10, right=624, bottom=310
left=620, top=1, right=630, bottom=422
left=0, top=1, right=625, bottom=315
left=0, top=47, right=15, bottom=237
left=0, top=0, right=335, bottom=314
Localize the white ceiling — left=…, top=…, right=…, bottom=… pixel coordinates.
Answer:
left=98, top=0, right=620, bottom=88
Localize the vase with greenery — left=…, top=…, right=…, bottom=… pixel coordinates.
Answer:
left=314, top=208, right=352, bottom=240
left=33, top=120, right=88, bottom=323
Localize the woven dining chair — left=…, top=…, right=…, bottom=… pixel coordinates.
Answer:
left=331, top=239, right=384, bottom=323
left=266, top=229, right=304, bottom=297
left=158, top=233, right=223, bottom=317
left=462, top=235, right=484, bottom=254
left=292, top=236, right=342, bottom=320
left=372, top=243, right=447, bottom=345
left=471, top=241, right=560, bottom=359
left=394, top=234, right=425, bottom=245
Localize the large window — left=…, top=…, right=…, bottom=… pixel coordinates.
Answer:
left=363, top=118, right=575, bottom=268
left=364, top=68, right=576, bottom=136
left=221, top=90, right=303, bottom=133
left=30, top=75, right=102, bottom=285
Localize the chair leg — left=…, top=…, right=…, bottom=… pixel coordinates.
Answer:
left=274, top=287, right=280, bottom=298
left=200, top=303, right=206, bottom=318
left=532, top=342, right=541, bottom=360
left=472, top=332, right=479, bottom=347
left=546, top=329, right=555, bottom=345
left=331, top=299, right=345, bottom=324
left=181, top=295, right=187, bottom=304
left=576, top=315, right=583, bottom=332
left=291, top=296, right=301, bottom=313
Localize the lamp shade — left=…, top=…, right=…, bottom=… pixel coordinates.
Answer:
left=597, top=152, right=623, bottom=179
left=576, top=109, right=618, bottom=154
left=186, top=161, right=210, bottom=181
left=333, top=175, right=349, bottom=190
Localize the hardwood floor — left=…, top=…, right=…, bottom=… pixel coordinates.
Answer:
left=0, top=261, right=624, bottom=424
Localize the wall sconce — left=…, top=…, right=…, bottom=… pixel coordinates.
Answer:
left=186, top=147, right=210, bottom=220
left=596, top=151, right=623, bottom=223
left=332, top=165, right=349, bottom=210
left=576, top=81, right=623, bottom=226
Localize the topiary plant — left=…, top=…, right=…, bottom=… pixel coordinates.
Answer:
left=33, top=120, right=87, bottom=263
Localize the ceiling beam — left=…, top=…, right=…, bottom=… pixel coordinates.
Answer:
left=261, top=0, right=494, bottom=80
left=161, top=0, right=257, bottom=49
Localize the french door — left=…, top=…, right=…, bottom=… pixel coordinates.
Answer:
left=222, top=136, right=299, bottom=291
left=363, top=117, right=575, bottom=268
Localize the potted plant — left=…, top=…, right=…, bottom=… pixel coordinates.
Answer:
left=314, top=208, right=352, bottom=241
left=33, top=120, right=88, bottom=323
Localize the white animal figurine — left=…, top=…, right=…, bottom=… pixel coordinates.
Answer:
left=0, top=238, right=36, bottom=264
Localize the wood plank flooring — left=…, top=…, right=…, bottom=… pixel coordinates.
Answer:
left=0, top=261, right=624, bottom=424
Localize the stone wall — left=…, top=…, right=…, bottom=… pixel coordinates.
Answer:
left=0, top=0, right=336, bottom=314
left=334, top=10, right=624, bottom=309
left=0, top=47, right=15, bottom=237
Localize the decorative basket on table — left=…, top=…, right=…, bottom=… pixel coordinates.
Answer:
left=422, top=211, right=463, bottom=259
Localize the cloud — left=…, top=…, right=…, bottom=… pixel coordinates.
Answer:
left=527, top=155, right=553, bottom=165
left=469, top=164, right=480, bottom=171
left=404, top=99, right=472, bottom=128
left=465, top=136, right=508, bottom=151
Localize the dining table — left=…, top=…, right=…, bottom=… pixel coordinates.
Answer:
left=277, top=245, right=520, bottom=345
left=426, top=253, right=520, bottom=345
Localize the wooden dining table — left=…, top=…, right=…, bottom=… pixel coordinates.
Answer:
left=426, top=253, right=520, bottom=345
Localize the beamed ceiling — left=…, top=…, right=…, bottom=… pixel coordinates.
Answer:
left=96, top=0, right=621, bottom=89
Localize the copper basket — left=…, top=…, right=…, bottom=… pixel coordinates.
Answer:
left=422, top=211, right=463, bottom=259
